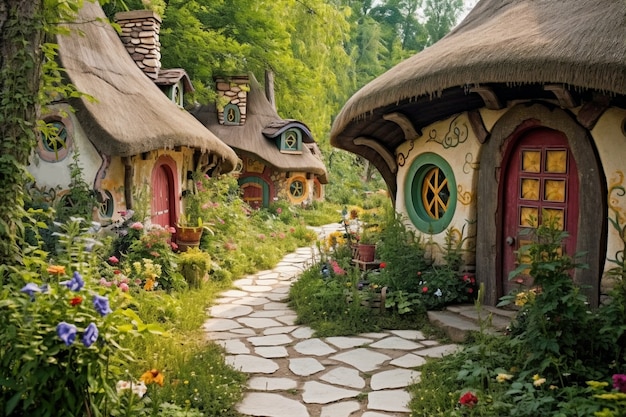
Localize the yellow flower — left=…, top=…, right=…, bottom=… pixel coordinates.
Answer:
left=496, top=373, right=513, bottom=383
left=586, top=380, right=609, bottom=389
left=533, top=375, right=546, bottom=387
left=47, top=265, right=66, bottom=275
left=140, top=369, right=164, bottom=386
left=549, top=385, right=558, bottom=390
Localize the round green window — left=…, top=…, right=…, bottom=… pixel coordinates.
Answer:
left=405, top=153, right=457, bottom=234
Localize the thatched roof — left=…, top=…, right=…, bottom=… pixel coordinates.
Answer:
left=330, top=0, right=626, bottom=198
left=191, top=74, right=329, bottom=183
left=56, top=1, right=238, bottom=171
left=155, top=69, right=194, bottom=93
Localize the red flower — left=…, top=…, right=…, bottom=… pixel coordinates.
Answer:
left=108, top=256, right=119, bottom=264
left=379, top=262, right=387, bottom=269
left=459, top=391, right=478, bottom=407
left=468, top=288, right=474, bottom=293
left=417, top=271, right=422, bottom=276
left=70, top=296, right=83, bottom=306
left=114, top=269, right=121, bottom=275
left=422, top=286, right=428, bottom=293
left=470, top=277, right=476, bottom=284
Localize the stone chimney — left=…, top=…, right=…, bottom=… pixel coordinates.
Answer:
left=215, top=75, right=249, bottom=126
left=115, top=10, right=162, bottom=80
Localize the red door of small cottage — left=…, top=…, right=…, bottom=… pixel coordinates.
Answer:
left=151, top=164, right=175, bottom=228
left=501, top=128, right=579, bottom=296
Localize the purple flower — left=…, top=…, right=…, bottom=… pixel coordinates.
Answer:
left=57, top=322, right=77, bottom=346
left=82, top=323, right=99, bottom=347
left=61, top=271, right=84, bottom=292
left=93, top=294, right=112, bottom=316
left=613, top=374, right=626, bottom=393
left=21, top=283, right=43, bottom=297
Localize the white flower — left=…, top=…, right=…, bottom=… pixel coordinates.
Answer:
left=434, top=288, right=443, bottom=297
left=116, top=380, right=147, bottom=398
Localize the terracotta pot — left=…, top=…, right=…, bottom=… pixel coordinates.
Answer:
left=175, top=225, right=203, bottom=252
left=357, top=243, right=376, bottom=262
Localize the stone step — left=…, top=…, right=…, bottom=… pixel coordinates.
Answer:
left=426, top=310, right=481, bottom=343
left=445, top=304, right=514, bottom=331
left=428, top=304, right=516, bottom=342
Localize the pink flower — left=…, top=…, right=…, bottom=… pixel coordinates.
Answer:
left=108, top=255, right=119, bottom=264
left=289, top=227, right=295, bottom=233
left=150, top=251, right=160, bottom=258
left=422, top=286, right=429, bottom=293
left=330, top=260, right=346, bottom=276
left=613, top=374, right=626, bottom=393
left=258, top=234, right=266, bottom=241
left=276, top=207, right=282, bottom=214
left=118, top=282, right=129, bottom=292
left=130, top=222, right=144, bottom=230
left=170, top=241, right=179, bottom=250
left=202, top=203, right=211, bottom=210
left=168, top=227, right=176, bottom=234
left=118, top=210, right=127, bottom=217
left=278, top=233, right=285, bottom=239
left=134, top=279, right=142, bottom=286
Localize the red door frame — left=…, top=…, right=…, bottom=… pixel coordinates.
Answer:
left=150, top=156, right=180, bottom=228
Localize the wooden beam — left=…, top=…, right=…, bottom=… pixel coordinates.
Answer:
left=469, top=86, right=503, bottom=110
left=544, top=84, right=577, bottom=108
left=353, top=136, right=397, bottom=174
left=577, top=95, right=611, bottom=129
left=383, top=112, right=421, bottom=140
left=468, top=110, right=489, bottom=144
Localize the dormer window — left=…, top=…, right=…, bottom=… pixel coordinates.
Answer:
left=223, top=103, right=241, bottom=125
left=278, top=128, right=302, bottom=154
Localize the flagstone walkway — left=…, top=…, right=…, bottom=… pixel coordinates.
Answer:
left=203, top=224, right=459, bottom=417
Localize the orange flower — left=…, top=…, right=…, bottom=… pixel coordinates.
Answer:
left=144, top=278, right=155, bottom=291
left=47, top=265, right=66, bottom=275
left=140, top=369, right=164, bottom=386
left=70, top=296, right=83, bottom=306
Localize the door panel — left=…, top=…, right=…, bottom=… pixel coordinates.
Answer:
left=152, top=165, right=174, bottom=228
left=501, top=128, right=579, bottom=295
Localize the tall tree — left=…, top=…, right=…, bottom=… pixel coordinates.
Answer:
left=422, top=0, right=464, bottom=46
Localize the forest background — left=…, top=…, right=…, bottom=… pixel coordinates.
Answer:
left=104, top=0, right=472, bottom=197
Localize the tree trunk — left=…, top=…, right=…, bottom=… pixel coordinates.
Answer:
left=0, top=0, right=44, bottom=266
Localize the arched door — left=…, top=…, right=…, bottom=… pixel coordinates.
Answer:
left=151, top=161, right=176, bottom=228
left=240, top=177, right=269, bottom=209
left=501, top=128, right=579, bottom=295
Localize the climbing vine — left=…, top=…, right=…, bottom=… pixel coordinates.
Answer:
left=0, top=0, right=103, bottom=270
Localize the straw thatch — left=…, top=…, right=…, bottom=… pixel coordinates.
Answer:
left=191, top=73, right=329, bottom=183
left=331, top=0, right=626, bottom=142
left=56, top=1, right=238, bottom=171
left=155, top=69, right=194, bottom=93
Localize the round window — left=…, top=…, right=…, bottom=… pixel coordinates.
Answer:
left=98, top=190, right=114, bottom=218
left=405, top=153, right=457, bottom=234
left=37, top=114, right=73, bottom=162
left=287, top=176, right=308, bottom=204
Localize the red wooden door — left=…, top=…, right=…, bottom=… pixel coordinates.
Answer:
left=152, top=165, right=174, bottom=228
left=242, top=183, right=263, bottom=209
left=501, top=128, right=579, bottom=295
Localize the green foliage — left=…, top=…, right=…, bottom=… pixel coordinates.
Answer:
left=54, top=147, right=99, bottom=223
left=178, top=248, right=211, bottom=289
left=409, top=214, right=626, bottom=416
left=0, top=217, right=163, bottom=417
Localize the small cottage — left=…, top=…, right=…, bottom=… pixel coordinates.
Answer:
left=330, top=0, right=626, bottom=307
left=28, top=2, right=238, bottom=228
left=191, top=74, right=328, bottom=208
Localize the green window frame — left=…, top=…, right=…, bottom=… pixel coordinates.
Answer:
left=278, top=128, right=302, bottom=153
left=223, top=103, right=241, bottom=125
left=405, top=153, right=457, bottom=234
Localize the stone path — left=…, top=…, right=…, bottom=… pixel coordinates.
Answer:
left=203, top=224, right=459, bottom=417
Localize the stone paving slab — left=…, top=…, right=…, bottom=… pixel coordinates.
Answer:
left=204, top=226, right=459, bottom=417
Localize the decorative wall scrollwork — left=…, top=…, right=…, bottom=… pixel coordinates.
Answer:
left=397, top=140, right=415, bottom=167
left=463, top=153, right=480, bottom=174
left=608, top=170, right=626, bottom=225
left=427, top=114, right=468, bottom=149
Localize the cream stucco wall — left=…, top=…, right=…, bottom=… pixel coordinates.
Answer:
left=590, top=107, right=626, bottom=289
left=395, top=112, right=481, bottom=263
left=29, top=104, right=102, bottom=194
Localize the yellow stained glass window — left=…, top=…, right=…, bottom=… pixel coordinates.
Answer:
left=543, top=208, right=564, bottom=230
left=545, top=150, right=567, bottom=173
left=520, top=207, right=538, bottom=227
left=521, top=178, right=540, bottom=200
left=544, top=180, right=566, bottom=202
left=421, top=167, right=449, bottom=219
left=522, top=150, right=541, bottom=173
